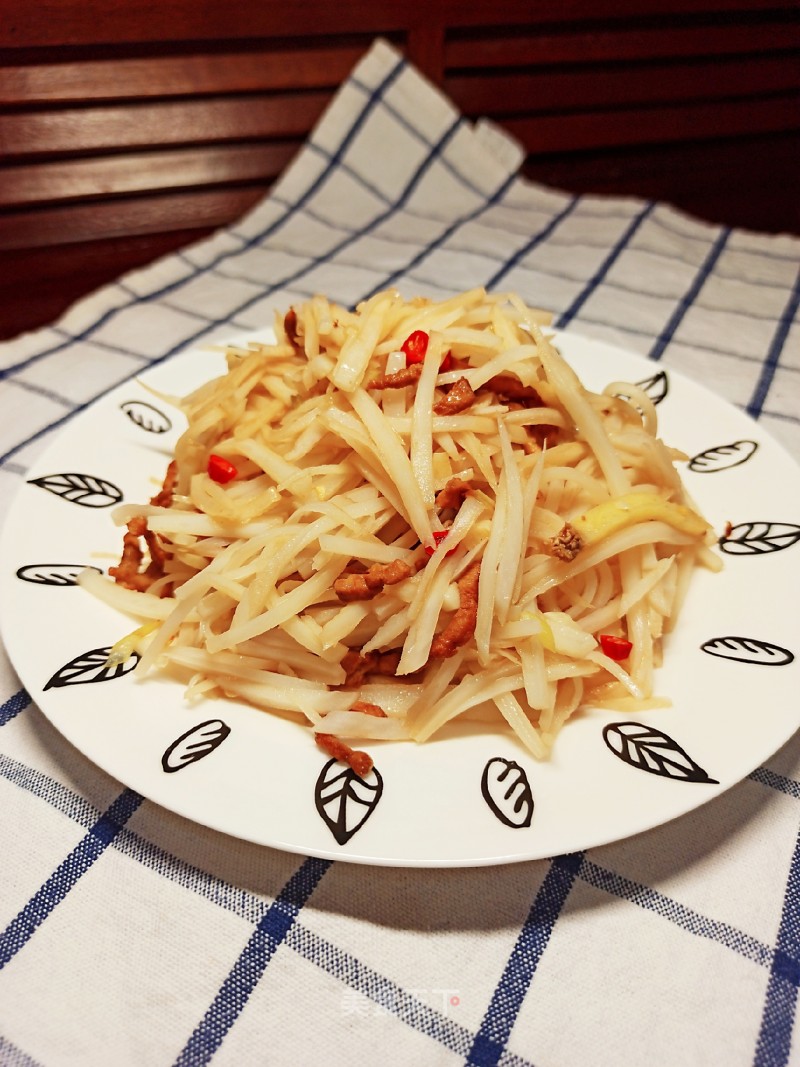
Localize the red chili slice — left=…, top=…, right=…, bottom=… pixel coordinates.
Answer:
left=402, top=330, right=429, bottom=365
left=402, top=330, right=453, bottom=372
left=207, top=454, right=238, bottom=484
left=599, top=634, right=633, bottom=661
left=424, top=530, right=456, bottom=557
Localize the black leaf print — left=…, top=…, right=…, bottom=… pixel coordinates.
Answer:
left=481, top=757, right=534, bottom=828
left=120, top=400, right=172, bottom=434
left=28, top=473, right=123, bottom=508
left=636, top=370, right=669, bottom=405
left=44, top=646, right=140, bottom=690
left=611, top=370, right=668, bottom=413
left=688, top=440, right=758, bottom=473
left=701, top=636, right=794, bottom=667
left=315, top=759, right=383, bottom=845
left=16, top=563, right=102, bottom=587
left=603, top=723, right=718, bottom=784
left=719, top=521, right=800, bottom=556
left=161, top=719, right=231, bottom=773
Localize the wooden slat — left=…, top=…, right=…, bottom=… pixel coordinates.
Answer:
left=1, top=93, right=330, bottom=157
left=1, top=143, right=300, bottom=206
left=3, top=0, right=793, bottom=49
left=502, top=94, right=800, bottom=154
left=442, top=0, right=794, bottom=24
left=0, top=187, right=266, bottom=250
left=0, top=46, right=365, bottom=105
left=523, top=131, right=800, bottom=233
left=2, top=0, right=405, bottom=48
left=445, top=20, right=800, bottom=68
left=0, top=231, right=211, bottom=338
left=447, top=55, right=800, bottom=116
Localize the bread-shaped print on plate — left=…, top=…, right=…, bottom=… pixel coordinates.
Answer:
left=719, top=521, right=800, bottom=556
left=161, top=719, right=231, bottom=773
left=120, top=400, right=173, bottom=434
left=701, top=636, right=794, bottom=667
left=28, top=472, right=123, bottom=508
left=481, top=757, right=534, bottom=828
left=688, top=440, right=758, bottom=473
left=16, top=563, right=102, bottom=587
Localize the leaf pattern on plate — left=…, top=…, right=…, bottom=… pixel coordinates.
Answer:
left=16, top=563, right=102, bottom=586
left=688, top=440, right=758, bottom=473
left=719, top=521, right=800, bottom=556
left=636, top=369, right=669, bottom=404
left=28, top=472, right=123, bottom=508
left=315, top=759, right=383, bottom=845
left=44, top=646, right=140, bottom=690
left=611, top=370, right=668, bottom=413
left=481, top=757, right=534, bottom=828
left=603, top=723, right=719, bottom=784
left=120, top=400, right=172, bottom=434
left=161, top=719, right=231, bottom=773
left=701, top=636, right=794, bottom=667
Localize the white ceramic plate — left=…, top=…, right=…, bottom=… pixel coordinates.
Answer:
left=2, top=332, right=799, bottom=866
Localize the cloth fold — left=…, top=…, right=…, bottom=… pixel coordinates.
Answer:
left=0, top=37, right=799, bottom=1067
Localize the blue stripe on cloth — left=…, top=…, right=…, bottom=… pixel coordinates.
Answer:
left=3, top=749, right=796, bottom=1064
left=581, top=861, right=772, bottom=968
left=359, top=171, right=520, bottom=301
left=0, top=690, right=31, bottom=728
left=286, top=923, right=533, bottom=1066
left=0, top=788, right=143, bottom=969
left=0, top=56, right=407, bottom=386
left=754, top=823, right=800, bottom=1067
left=556, top=201, right=656, bottom=329
left=0, top=1034, right=46, bottom=1067
left=110, top=814, right=532, bottom=1063
left=483, top=198, right=580, bottom=291
left=750, top=767, right=800, bottom=801
left=173, top=855, right=332, bottom=1067
left=349, top=74, right=496, bottom=202
left=0, top=752, right=103, bottom=830
left=746, top=267, right=800, bottom=421
left=648, top=226, right=731, bottom=362
left=5, top=376, right=75, bottom=407
left=466, top=852, right=584, bottom=1067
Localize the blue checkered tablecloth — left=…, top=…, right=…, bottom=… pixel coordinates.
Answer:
left=1, top=38, right=799, bottom=1067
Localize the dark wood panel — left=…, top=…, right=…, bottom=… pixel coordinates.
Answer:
left=445, top=19, right=800, bottom=67
left=447, top=54, right=800, bottom=116
left=502, top=93, right=800, bottom=153
left=0, top=47, right=364, bottom=104
left=0, top=186, right=265, bottom=249
left=1, top=143, right=300, bottom=206
left=524, top=131, right=800, bottom=233
left=0, top=230, right=212, bottom=336
left=1, top=0, right=797, bottom=347
left=1, top=93, right=331, bottom=156
left=3, top=1, right=407, bottom=48
left=3, top=0, right=793, bottom=49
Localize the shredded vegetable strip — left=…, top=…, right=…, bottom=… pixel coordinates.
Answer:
left=83, top=288, right=720, bottom=771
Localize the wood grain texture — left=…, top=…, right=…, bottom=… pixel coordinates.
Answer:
left=0, top=47, right=365, bottom=104
left=1, top=0, right=797, bottom=340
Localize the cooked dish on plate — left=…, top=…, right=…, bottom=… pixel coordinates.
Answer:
left=80, top=289, right=719, bottom=773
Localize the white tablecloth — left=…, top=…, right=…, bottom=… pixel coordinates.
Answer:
left=1, top=39, right=799, bottom=1067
